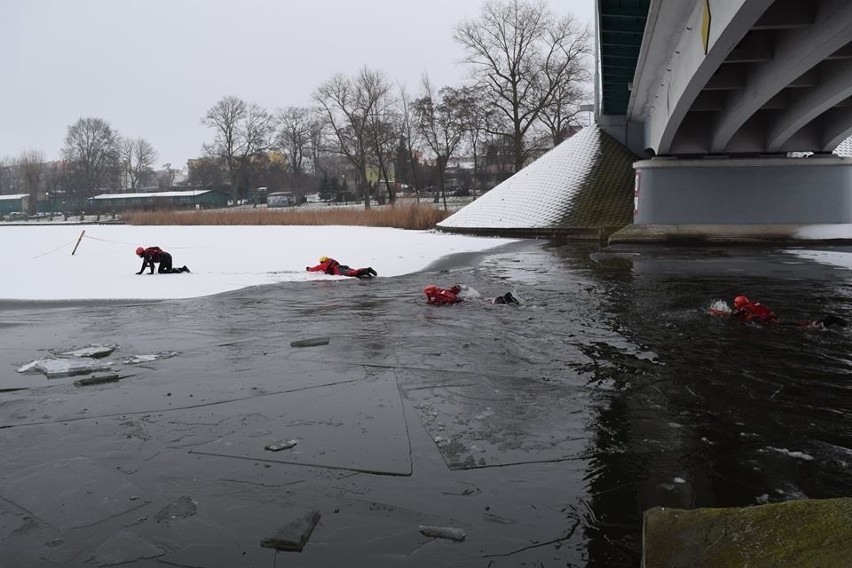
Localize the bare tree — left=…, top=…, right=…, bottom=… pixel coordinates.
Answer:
left=186, top=157, right=226, bottom=190
left=18, top=150, right=44, bottom=214
left=0, top=156, right=17, bottom=194
left=413, top=77, right=470, bottom=209
left=275, top=106, right=315, bottom=177
left=398, top=85, right=424, bottom=200
left=363, top=76, right=399, bottom=205
left=62, top=117, right=120, bottom=197
left=314, top=67, right=392, bottom=209
left=159, top=163, right=176, bottom=189
left=307, top=119, right=328, bottom=178
left=202, top=96, right=273, bottom=202
left=455, top=0, right=590, bottom=172
left=119, top=137, right=158, bottom=191
left=538, top=17, right=591, bottom=146
left=458, top=84, right=493, bottom=198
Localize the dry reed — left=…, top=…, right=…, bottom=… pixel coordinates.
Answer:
left=122, top=202, right=453, bottom=230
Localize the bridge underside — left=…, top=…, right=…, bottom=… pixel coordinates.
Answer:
left=600, top=0, right=852, bottom=242
left=625, top=0, right=852, bottom=156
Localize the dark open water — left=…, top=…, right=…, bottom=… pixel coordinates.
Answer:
left=0, top=240, right=850, bottom=567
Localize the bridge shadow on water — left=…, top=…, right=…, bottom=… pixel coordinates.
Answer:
left=0, top=240, right=850, bottom=566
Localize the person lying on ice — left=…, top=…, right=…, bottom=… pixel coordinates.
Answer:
left=708, top=295, right=846, bottom=328
left=135, top=246, right=190, bottom=275
left=306, top=256, right=377, bottom=278
left=424, top=284, right=519, bottom=306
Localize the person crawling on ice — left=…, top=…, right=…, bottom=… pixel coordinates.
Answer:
left=708, top=295, right=847, bottom=328
left=136, top=246, right=190, bottom=274
left=306, top=256, right=377, bottom=278
left=424, top=284, right=520, bottom=306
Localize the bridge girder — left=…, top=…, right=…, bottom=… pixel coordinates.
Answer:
left=619, top=0, right=852, bottom=156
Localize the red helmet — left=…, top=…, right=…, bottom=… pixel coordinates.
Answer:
left=733, top=295, right=750, bottom=309
left=135, top=246, right=145, bottom=256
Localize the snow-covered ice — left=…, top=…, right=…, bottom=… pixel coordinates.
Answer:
left=3, top=225, right=518, bottom=301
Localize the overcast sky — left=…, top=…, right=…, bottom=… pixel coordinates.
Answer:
left=0, top=0, right=594, bottom=169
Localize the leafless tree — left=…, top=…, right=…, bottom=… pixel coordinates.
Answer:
left=314, top=67, right=393, bottom=209
left=397, top=86, right=424, bottom=200
left=455, top=0, right=590, bottom=172
left=202, top=96, right=273, bottom=201
left=159, top=163, right=176, bottom=189
left=275, top=106, right=315, bottom=177
left=0, top=156, right=16, bottom=194
left=62, top=117, right=120, bottom=196
left=458, top=84, right=494, bottom=198
left=538, top=17, right=591, bottom=146
left=18, top=150, right=44, bottom=214
left=413, top=77, right=470, bottom=209
left=364, top=80, right=399, bottom=205
left=119, top=137, right=158, bottom=191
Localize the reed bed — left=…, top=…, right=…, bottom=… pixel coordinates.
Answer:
left=122, top=202, right=453, bottom=230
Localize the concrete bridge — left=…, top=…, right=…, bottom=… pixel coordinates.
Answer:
left=598, top=0, right=852, bottom=240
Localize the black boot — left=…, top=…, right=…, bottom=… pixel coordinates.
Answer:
left=503, top=292, right=519, bottom=305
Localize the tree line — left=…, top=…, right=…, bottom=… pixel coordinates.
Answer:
left=0, top=0, right=590, bottom=212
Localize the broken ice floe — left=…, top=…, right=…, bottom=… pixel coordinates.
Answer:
left=18, top=358, right=113, bottom=378
left=155, top=496, right=197, bottom=523
left=122, top=351, right=179, bottom=364
left=56, top=344, right=117, bottom=358
left=74, top=374, right=121, bottom=387
left=265, top=440, right=298, bottom=452
left=261, top=510, right=321, bottom=552
left=419, top=525, right=466, bottom=541
left=17, top=346, right=179, bottom=379
left=766, top=447, right=814, bottom=461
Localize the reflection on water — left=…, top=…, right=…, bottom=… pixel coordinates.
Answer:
left=545, top=243, right=852, bottom=567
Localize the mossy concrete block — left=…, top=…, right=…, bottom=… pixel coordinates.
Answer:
left=643, top=498, right=852, bottom=568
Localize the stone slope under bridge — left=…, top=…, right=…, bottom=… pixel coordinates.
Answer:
left=437, top=124, right=637, bottom=239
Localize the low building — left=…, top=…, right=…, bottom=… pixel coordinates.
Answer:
left=0, top=194, right=29, bottom=215
left=88, top=189, right=229, bottom=212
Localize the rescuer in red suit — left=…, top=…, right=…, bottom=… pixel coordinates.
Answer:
left=306, top=256, right=377, bottom=278
left=424, top=284, right=519, bottom=306
left=731, top=295, right=779, bottom=324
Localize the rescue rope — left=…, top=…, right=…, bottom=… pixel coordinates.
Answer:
left=82, top=234, right=201, bottom=250
left=29, top=239, right=77, bottom=260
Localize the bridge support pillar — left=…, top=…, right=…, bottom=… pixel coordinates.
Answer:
left=610, top=156, right=852, bottom=243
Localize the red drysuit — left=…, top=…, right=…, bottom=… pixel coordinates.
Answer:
left=306, top=257, right=376, bottom=278
left=424, top=285, right=462, bottom=305
left=732, top=295, right=778, bottom=324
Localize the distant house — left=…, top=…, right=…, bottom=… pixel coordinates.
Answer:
left=88, top=189, right=229, bottom=212
left=0, top=194, right=29, bottom=215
